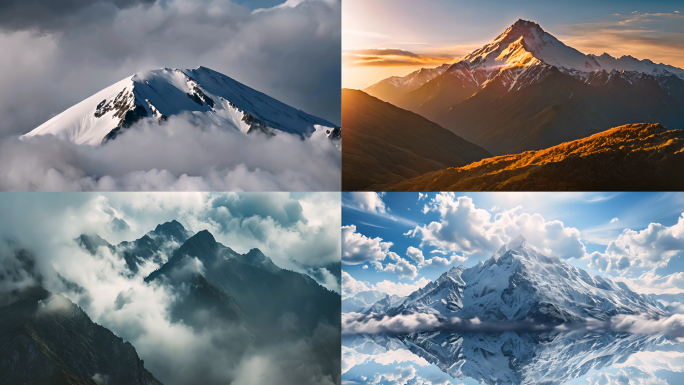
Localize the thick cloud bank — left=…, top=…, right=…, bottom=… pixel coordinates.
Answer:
left=342, top=313, right=684, bottom=341
left=0, top=117, right=340, bottom=191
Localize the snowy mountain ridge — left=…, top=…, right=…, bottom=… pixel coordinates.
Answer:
left=365, top=236, right=665, bottom=323
left=367, top=19, right=684, bottom=97
left=22, top=66, right=339, bottom=146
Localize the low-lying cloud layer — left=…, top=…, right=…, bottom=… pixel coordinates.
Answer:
left=342, top=313, right=684, bottom=341
left=0, top=117, right=341, bottom=191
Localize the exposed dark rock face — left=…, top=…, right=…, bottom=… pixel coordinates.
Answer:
left=0, top=287, right=163, bottom=385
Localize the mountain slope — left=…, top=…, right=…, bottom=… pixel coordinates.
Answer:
left=22, top=66, right=338, bottom=146
left=341, top=89, right=492, bottom=191
left=0, top=287, right=162, bottom=385
left=145, top=230, right=341, bottom=334
left=367, top=19, right=684, bottom=155
left=386, top=123, right=684, bottom=191
left=368, top=236, right=664, bottom=323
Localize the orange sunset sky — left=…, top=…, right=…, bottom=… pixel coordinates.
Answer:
left=343, top=0, right=684, bottom=90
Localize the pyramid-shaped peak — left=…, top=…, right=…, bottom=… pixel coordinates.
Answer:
left=503, top=19, right=545, bottom=37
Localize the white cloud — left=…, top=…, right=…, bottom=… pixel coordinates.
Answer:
left=0, top=119, right=340, bottom=191
left=346, top=192, right=387, bottom=213
left=342, top=225, right=393, bottom=265
left=418, top=193, right=427, bottom=201
left=408, top=193, right=585, bottom=259
left=611, top=217, right=619, bottom=223
left=422, top=254, right=467, bottom=267
left=372, top=278, right=430, bottom=297
left=342, top=271, right=370, bottom=298
left=405, top=246, right=425, bottom=264
left=588, top=213, right=684, bottom=273
left=374, top=258, right=418, bottom=280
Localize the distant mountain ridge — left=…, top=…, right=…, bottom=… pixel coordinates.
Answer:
left=364, top=19, right=684, bottom=155
left=23, top=66, right=339, bottom=146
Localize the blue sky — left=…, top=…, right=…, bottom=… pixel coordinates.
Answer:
left=342, top=192, right=684, bottom=297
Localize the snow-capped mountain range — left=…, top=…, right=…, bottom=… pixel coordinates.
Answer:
left=354, top=236, right=665, bottom=323
left=362, top=19, right=684, bottom=155
left=368, top=19, right=684, bottom=99
left=23, top=66, right=339, bottom=146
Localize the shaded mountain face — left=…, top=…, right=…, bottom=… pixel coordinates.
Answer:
left=22, top=66, right=339, bottom=146
left=345, top=329, right=665, bottom=385
left=365, top=19, right=684, bottom=155
left=77, top=220, right=193, bottom=274
left=145, top=230, right=341, bottom=337
left=341, top=89, right=491, bottom=191
left=387, top=123, right=684, bottom=191
left=367, top=236, right=664, bottom=323
left=0, top=287, right=162, bottom=385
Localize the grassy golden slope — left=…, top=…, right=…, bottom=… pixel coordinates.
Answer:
left=386, top=123, right=684, bottom=191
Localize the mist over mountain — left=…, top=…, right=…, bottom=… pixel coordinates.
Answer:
left=1, top=218, right=341, bottom=385
left=0, top=286, right=162, bottom=385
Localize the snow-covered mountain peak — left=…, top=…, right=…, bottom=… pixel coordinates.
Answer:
left=366, top=236, right=665, bottom=322
left=22, top=66, right=338, bottom=146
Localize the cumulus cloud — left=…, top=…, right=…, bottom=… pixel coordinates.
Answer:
left=409, top=193, right=585, bottom=259
left=342, top=271, right=370, bottom=298
left=0, top=0, right=340, bottom=139
left=341, top=272, right=430, bottom=299
left=0, top=118, right=340, bottom=191
left=373, top=278, right=430, bottom=297
left=344, top=192, right=387, bottom=213
left=588, top=213, right=684, bottom=273
left=405, top=246, right=424, bottom=265
left=342, top=225, right=393, bottom=265
left=373, top=257, right=418, bottom=280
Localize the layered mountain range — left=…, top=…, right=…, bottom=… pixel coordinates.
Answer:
left=365, top=20, right=684, bottom=155
left=22, top=66, right=340, bottom=146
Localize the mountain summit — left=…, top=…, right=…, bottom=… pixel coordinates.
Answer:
left=363, top=19, right=684, bottom=156
left=23, top=66, right=338, bottom=146
left=367, top=237, right=664, bottom=323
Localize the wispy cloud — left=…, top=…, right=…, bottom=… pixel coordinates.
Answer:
left=561, top=12, right=684, bottom=68
left=343, top=48, right=454, bottom=67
